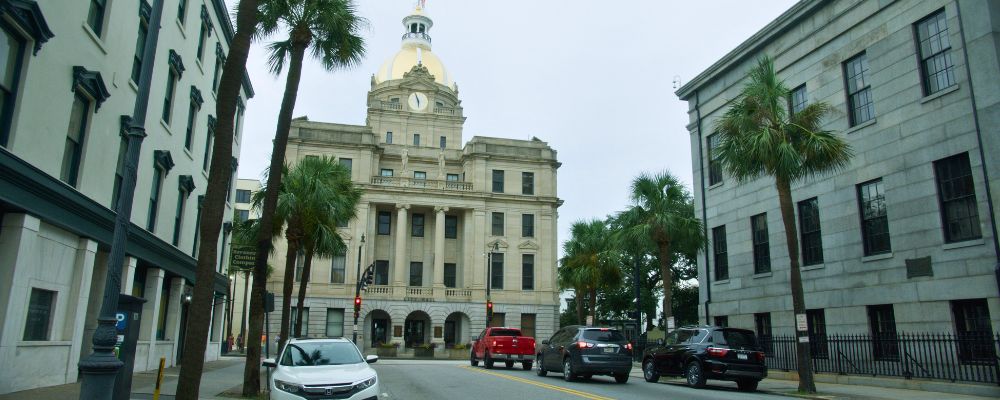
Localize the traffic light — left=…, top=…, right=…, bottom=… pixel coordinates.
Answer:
left=486, top=300, right=494, bottom=321
left=354, top=296, right=362, bottom=313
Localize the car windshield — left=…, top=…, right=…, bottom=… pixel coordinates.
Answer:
left=491, top=329, right=522, bottom=337
left=280, top=342, right=363, bottom=366
left=581, top=329, right=625, bottom=342
left=712, top=330, right=758, bottom=347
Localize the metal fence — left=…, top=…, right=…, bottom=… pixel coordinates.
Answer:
left=762, top=333, right=1000, bottom=385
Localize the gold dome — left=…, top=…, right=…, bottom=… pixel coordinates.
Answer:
left=375, top=47, right=453, bottom=89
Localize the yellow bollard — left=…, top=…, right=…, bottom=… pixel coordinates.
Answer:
left=153, top=357, right=165, bottom=400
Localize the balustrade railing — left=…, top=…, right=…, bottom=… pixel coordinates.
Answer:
left=365, top=285, right=393, bottom=296
left=370, top=176, right=473, bottom=191
left=406, top=287, right=433, bottom=298
left=445, top=288, right=472, bottom=298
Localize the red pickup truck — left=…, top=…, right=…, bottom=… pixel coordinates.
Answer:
left=470, top=327, right=536, bottom=370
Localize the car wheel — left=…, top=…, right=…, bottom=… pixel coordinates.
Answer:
left=484, top=352, right=494, bottom=369
left=470, top=351, right=478, bottom=367
left=685, top=361, right=706, bottom=388
left=505, top=361, right=514, bottom=369
left=536, top=356, right=547, bottom=377
left=562, top=358, right=576, bottom=382
left=614, top=373, right=629, bottom=384
left=737, top=379, right=759, bottom=392
left=643, top=359, right=660, bottom=382
left=522, top=361, right=533, bottom=370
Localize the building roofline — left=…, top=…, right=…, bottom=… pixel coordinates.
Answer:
left=675, top=0, right=825, bottom=100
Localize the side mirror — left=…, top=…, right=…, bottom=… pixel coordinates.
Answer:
left=541, top=340, right=549, bottom=345
left=656, top=338, right=664, bottom=346
left=365, top=355, right=379, bottom=364
left=262, top=358, right=277, bottom=368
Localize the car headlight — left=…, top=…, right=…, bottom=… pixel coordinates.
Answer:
left=354, top=375, right=377, bottom=390
left=274, top=379, right=303, bottom=394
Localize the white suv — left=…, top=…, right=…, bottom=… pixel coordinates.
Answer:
left=263, top=338, right=380, bottom=400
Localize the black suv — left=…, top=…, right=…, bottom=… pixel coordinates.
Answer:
left=641, top=326, right=766, bottom=391
left=536, top=326, right=632, bottom=383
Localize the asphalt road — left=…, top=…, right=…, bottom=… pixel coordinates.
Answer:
left=371, top=359, right=799, bottom=400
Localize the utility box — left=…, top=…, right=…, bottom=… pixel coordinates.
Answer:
left=113, top=294, right=147, bottom=400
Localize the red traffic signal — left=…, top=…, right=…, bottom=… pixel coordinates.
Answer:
left=354, top=296, right=362, bottom=312
left=486, top=301, right=493, bottom=310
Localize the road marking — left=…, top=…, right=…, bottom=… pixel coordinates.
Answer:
left=459, top=366, right=615, bottom=400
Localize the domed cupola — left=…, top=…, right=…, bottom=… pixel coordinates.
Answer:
left=375, top=2, right=454, bottom=89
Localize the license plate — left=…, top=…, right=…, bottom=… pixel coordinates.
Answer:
left=737, top=353, right=748, bottom=360
left=603, top=347, right=615, bottom=353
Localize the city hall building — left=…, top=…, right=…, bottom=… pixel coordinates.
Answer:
left=678, top=0, right=998, bottom=344
left=265, top=5, right=562, bottom=354
left=0, top=0, right=252, bottom=393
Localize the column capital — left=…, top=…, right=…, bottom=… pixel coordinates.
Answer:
left=395, top=203, right=410, bottom=210
left=434, top=206, right=450, bottom=214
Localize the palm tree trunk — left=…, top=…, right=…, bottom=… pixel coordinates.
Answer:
left=294, top=247, right=315, bottom=337
left=176, top=2, right=257, bottom=398
left=588, top=287, right=597, bottom=324
left=575, top=290, right=584, bottom=324
left=656, top=240, right=673, bottom=328
left=279, top=227, right=301, bottom=353
left=244, top=34, right=307, bottom=397
left=776, top=177, right=815, bottom=393
left=240, top=270, right=249, bottom=337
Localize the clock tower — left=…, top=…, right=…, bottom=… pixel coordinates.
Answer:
left=367, top=4, right=465, bottom=149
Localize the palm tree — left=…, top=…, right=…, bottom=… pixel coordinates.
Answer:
left=177, top=0, right=261, bottom=397
left=557, top=255, right=585, bottom=324
left=292, top=161, right=361, bottom=337
left=615, top=171, right=704, bottom=329
left=559, top=219, right=622, bottom=324
left=243, top=0, right=365, bottom=393
left=714, top=56, right=852, bottom=393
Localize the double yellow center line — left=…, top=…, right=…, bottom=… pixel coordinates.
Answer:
left=460, top=366, right=615, bottom=400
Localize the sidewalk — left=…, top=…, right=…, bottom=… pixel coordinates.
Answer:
left=0, top=356, right=263, bottom=400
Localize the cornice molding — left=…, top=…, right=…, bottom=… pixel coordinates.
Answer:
left=71, top=66, right=111, bottom=110
left=0, top=0, right=53, bottom=55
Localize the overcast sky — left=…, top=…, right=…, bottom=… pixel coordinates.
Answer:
left=232, top=0, right=798, bottom=255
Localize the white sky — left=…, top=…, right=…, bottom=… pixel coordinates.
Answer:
left=232, top=0, right=799, bottom=258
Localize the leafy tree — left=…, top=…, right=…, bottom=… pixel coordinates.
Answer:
left=559, top=219, right=622, bottom=323
left=243, top=0, right=366, bottom=391
left=714, top=56, right=852, bottom=393
left=614, top=171, right=704, bottom=329
left=177, top=0, right=261, bottom=396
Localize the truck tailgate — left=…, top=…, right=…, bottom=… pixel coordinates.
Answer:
left=490, top=336, right=535, bottom=355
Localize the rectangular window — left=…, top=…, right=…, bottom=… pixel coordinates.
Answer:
left=439, top=136, right=446, bottom=149
left=916, top=10, right=956, bottom=95
left=22, top=288, right=55, bottom=341
left=87, top=0, right=107, bottom=36
left=237, top=209, right=249, bottom=222
left=294, top=251, right=304, bottom=282
left=522, top=172, right=534, bottom=195
left=844, top=52, right=874, bottom=126
left=446, top=173, right=459, bottom=181
left=521, top=254, right=534, bottom=290
left=807, top=309, right=828, bottom=359
left=444, top=263, right=457, bottom=288
left=172, top=189, right=187, bottom=246
left=325, top=308, right=344, bottom=337
left=798, top=197, right=824, bottom=266
left=385, top=131, right=392, bottom=144
left=184, top=102, right=197, bottom=150
left=202, top=123, right=214, bottom=171
left=521, top=314, right=536, bottom=338
left=858, top=178, right=891, bottom=256
left=751, top=213, right=770, bottom=274
left=0, top=24, right=26, bottom=147
left=177, top=0, right=187, bottom=24
left=330, top=253, right=345, bottom=283
left=409, top=262, right=423, bottom=286
left=521, top=214, right=534, bottom=237
left=789, top=84, right=807, bottom=115
left=196, top=24, right=208, bottom=62
left=713, top=316, right=728, bottom=328
left=754, top=313, right=773, bottom=355
left=377, top=211, right=391, bottom=235
left=236, top=189, right=251, bottom=204
left=132, top=11, right=150, bottom=83
left=491, top=212, right=504, bottom=236
left=445, top=215, right=458, bottom=239
left=290, top=307, right=309, bottom=336
left=935, top=153, right=981, bottom=242
left=490, top=313, right=506, bottom=328
left=867, top=304, right=899, bottom=361
left=162, top=70, right=177, bottom=124
left=707, top=133, right=723, bottom=185
left=413, top=133, right=420, bottom=146
left=62, top=94, right=90, bottom=187
left=380, top=168, right=394, bottom=177
left=413, top=171, right=426, bottom=180
left=147, top=166, right=165, bottom=231
left=411, top=213, right=425, bottom=237
left=952, top=299, right=995, bottom=363
left=492, top=170, right=505, bottom=193
left=155, top=280, right=169, bottom=339
left=712, top=226, right=728, bottom=281
left=490, top=253, right=504, bottom=290
left=112, top=138, right=127, bottom=209
left=374, top=260, right=389, bottom=285
left=339, top=158, right=352, bottom=173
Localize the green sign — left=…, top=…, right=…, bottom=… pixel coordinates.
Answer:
left=231, top=246, right=257, bottom=269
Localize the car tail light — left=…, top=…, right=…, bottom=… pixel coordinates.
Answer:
left=492, top=340, right=497, bottom=347
left=577, top=341, right=594, bottom=349
left=624, top=343, right=633, bottom=351
left=707, top=347, right=729, bottom=358
left=755, top=352, right=766, bottom=362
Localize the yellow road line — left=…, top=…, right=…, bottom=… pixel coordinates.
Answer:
left=459, top=366, right=615, bottom=400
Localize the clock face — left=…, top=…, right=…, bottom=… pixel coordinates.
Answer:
left=408, top=92, right=428, bottom=111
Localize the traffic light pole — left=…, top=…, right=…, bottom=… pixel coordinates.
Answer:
left=352, top=235, right=365, bottom=344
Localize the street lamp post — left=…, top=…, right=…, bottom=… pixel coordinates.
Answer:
left=78, top=1, right=164, bottom=399
left=352, top=234, right=366, bottom=344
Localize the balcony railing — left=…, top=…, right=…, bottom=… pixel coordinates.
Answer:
left=402, top=32, right=431, bottom=44
left=433, top=106, right=457, bottom=115
left=445, top=288, right=472, bottom=299
left=370, top=176, right=473, bottom=191
left=406, top=287, right=433, bottom=299
left=365, top=285, right=393, bottom=297
left=375, top=101, right=402, bottom=111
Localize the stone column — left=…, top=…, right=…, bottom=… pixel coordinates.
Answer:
left=66, top=238, right=97, bottom=383
left=470, top=209, right=487, bottom=300
left=352, top=202, right=371, bottom=284
left=433, top=207, right=448, bottom=300
left=392, top=204, right=409, bottom=286
left=121, top=256, right=138, bottom=294
left=165, top=277, right=185, bottom=366
left=139, top=268, right=165, bottom=371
